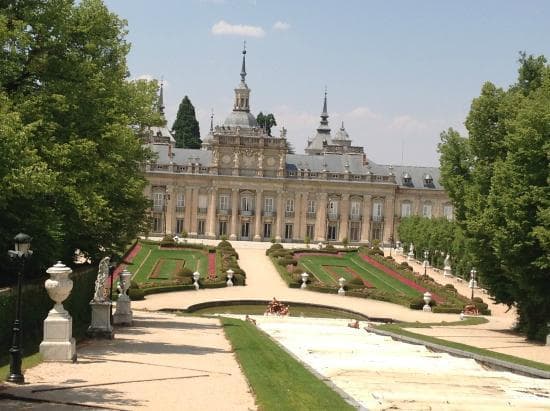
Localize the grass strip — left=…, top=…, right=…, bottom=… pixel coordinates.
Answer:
left=0, top=352, right=43, bottom=379
left=221, top=317, right=354, bottom=411
left=375, top=323, right=550, bottom=372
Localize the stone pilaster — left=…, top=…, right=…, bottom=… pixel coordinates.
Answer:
left=189, top=187, right=199, bottom=237
left=383, top=193, right=396, bottom=244
left=275, top=190, right=284, bottom=241
left=339, top=193, right=350, bottom=242
left=229, top=188, right=239, bottom=240
left=293, top=192, right=302, bottom=241
left=254, top=189, right=263, bottom=241
left=315, top=193, right=328, bottom=241
left=361, top=194, right=372, bottom=243
left=165, top=186, right=174, bottom=235
left=206, top=187, right=217, bottom=239
left=184, top=186, right=193, bottom=235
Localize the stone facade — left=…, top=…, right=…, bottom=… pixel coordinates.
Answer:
left=143, top=48, right=452, bottom=244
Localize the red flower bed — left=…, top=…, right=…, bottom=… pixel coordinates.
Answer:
left=208, top=252, right=217, bottom=279
left=360, top=254, right=444, bottom=303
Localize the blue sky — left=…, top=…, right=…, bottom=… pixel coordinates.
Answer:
left=104, top=0, right=550, bottom=166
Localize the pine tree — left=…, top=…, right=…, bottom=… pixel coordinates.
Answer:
left=172, top=96, right=202, bottom=148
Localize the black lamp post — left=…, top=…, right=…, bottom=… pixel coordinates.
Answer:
left=469, top=268, right=477, bottom=301
left=6, top=233, right=32, bottom=384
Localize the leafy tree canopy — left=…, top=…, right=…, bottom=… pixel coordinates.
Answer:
left=438, top=52, right=550, bottom=340
left=0, top=0, right=161, bottom=274
left=256, top=112, right=277, bottom=136
left=172, top=96, right=201, bottom=148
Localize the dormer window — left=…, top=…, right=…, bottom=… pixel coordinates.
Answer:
left=402, top=172, right=413, bottom=186
left=424, top=173, right=434, bottom=187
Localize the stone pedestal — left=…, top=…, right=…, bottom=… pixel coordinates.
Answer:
left=40, top=307, right=76, bottom=362
left=87, top=302, right=114, bottom=339
left=113, top=296, right=133, bottom=326
left=40, top=261, right=76, bottom=362
left=443, top=266, right=453, bottom=277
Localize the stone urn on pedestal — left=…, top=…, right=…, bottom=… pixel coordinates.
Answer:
left=338, top=277, right=346, bottom=296
left=423, top=292, right=432, bottom=312
left=300, top=272, right=309, bottom=289
left=407, top=243, right=415, bottom=262
left=193, top=271, right=201, bottom=290
left=226, top=269, right=234, bottom=287
left=113, top=269, right=133, bottom=326
left=40, top=261, right=76, bottom=362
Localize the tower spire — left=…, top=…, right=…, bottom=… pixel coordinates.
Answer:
left=210, top=108, right=214, bottom=132
left=158, top=76, right=165, bottom=116
left=319, top=87, right=329, bottom=127
left=240, top=40, right=247, bottom=83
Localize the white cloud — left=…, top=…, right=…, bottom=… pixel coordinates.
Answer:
left=347, top=106, right=380, bottom=120
left=134, top=74, right=154, bottom=81
left=200, top=0, right=225, bottom=4
left=273, top=21, right=290, bottom=31
left=211, top=20, right=266, bottom=38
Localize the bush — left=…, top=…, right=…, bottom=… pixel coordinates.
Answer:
left=348, top=276, right=364, bottom=286
left=292, top=266, right=305, bottom=274
left=128, top=287, right=145, bottom=300
left=444, top=283, right=458, bottom=294
left=325, top=244, right=336, bottom=251
left=370, top=246, right=384, bottom=256
left=432, top=306, right=463, bottom=314
left=176, top=267, right=193, bottom=277
left=232, top=273, right=246, bottom=286
left=278, top=257, right=296, bottom=266
left=270, top=250, right=292, bottom=258
left=399, top=262, right=413, bottom=271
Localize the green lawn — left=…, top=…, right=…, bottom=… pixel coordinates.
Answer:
left=298, top=253, right=421, bottom=298
left=221, top=317, right=354, bottom=411
left=126, top=242, right=208, bottom=283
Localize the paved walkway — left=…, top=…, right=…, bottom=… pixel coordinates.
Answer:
left=134, top=240, right=549, bottom=365
left=1, top=311, right=256, bottom=410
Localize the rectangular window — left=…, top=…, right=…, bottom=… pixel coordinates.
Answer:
left=241, top=196, right=252, bottom=211
left=218, top=221, right=227, bottom=236
left=176, top=218, right=185, bottom=234
left=307, top=200, right=316, bottom=214
left=219, top=194, right=229, bottom=210
left=422, top=204, right=432, bottom=219
left=264, top=197, right=274, bottom=212
left=401, top=202, right=412, bottom=218
left=284, top=224, right=293, bottom=240
left=263, top=223, right=272, bottom=239
left=328, top=200, right=338, bottom=218
left=350, top=201, right=361, bottom=217
left=327, top=224, right=338, bottom=241
left=241, top=222, right=250, bottom=238
left=152, top=215, right=163, bottom=233
left=197, top=220, right=206, bottom=235
left=443, top=205, right=453, bottom=221
left=350, top=222, right=361, bottom=242
left=286, top=199, right=294, bottom=213
left=372, top=201, right=384, bottom=221
left=306, top=224, right=315, bottom=239
left=176, top=192, right=185, bottom=209
left=153, top=192, right=164, bottom=210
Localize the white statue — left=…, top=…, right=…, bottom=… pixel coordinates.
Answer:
left=443, top=253, right=453, bottom=277
left=93, top=257, right=110, bottom=302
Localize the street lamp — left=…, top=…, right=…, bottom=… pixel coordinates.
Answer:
left=6, top=233, right=33, bottom=384
left=423, top=250, right=429, bottom=276
left=469, top=268, right=477, bottom=300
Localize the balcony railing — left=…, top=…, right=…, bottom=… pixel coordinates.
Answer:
left=240, top=209, right=254, bottom=216
left=327, top=213, right=339, bottom=221
left=217, top=208, right=230, bottom=215
left=350, top=214, right=362, bottom=221
left=175, top=206, right=185, bottom=213
left=306, top=212, right=316, bottom=219
left=284, top=211, right=295, bottom=218
left=372, top=216, right=384, bottom=223
left=152, top=205, right=165, bottom=212
left=263, top=211, right=276, bottom=217
left=197, top=207, right=208, bottom=214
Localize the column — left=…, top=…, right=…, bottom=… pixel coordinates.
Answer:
left=165, top=186, right=174, bottom=235
left=314, top=193, right=327, bottom=241
left=383, top=193, right=396, bottom=244
left=189, top=187, right=199, bottom=237
left=339, top=193, right=350, bottom=242
left=229, top=188, right=239, bottom=240
left=361, top=194, right=372, bottom=243
left=254, top=189, right=263, bottom=241
left=299, top=192, right=308, bottom=239
left=206, top=187, right=217, bottom=239
left=184, top=186, right=193, bottom=235
left=293, top=192, right=302, bottom=241
left=275, top=190, right=284, bottom=241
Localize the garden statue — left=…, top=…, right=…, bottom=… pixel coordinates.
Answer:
left=88, top=256, right=114, bottom=338
left=443, top=254, right=453, bottom=277
left=93, top=256, right=110, bottom=302
left=407, top=243, right=415, bottom=262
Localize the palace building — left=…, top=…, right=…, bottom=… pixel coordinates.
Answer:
left=142, top=48, right=452, bottom=243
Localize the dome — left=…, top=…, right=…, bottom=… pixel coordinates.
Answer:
left=223, top=111, right=257, bottom=128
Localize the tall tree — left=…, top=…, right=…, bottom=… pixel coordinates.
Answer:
left=172, top=96, right=201, bottom=148
left=0, top=0, right=161, bottom=271
left=438, top=53, right=550, bottom=340
left=256, top=112, right=277, bottom=136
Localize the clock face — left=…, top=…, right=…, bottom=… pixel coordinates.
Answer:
left=222, top=154, right=231, bottom=164
left=266, top=157, right=276, bottom=166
